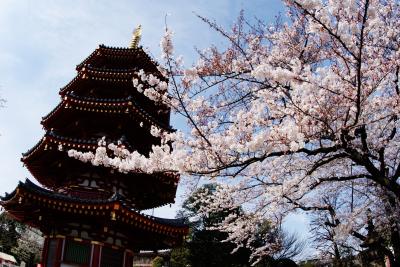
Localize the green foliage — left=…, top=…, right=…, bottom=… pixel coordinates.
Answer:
left=171, top=184, right=302, bottom=267
left=188, top=229, right=251, bottom=267
left=0, top=212, right=24, bottom=254
left=0, top=212, right=42, bottom=267
left=171, top=184, right=251, bottom=267
left=298, top=261, right=315, bottom=267
left=170, top=246, right=190, bottom=267
left=152, top=256, right=165, bottom=267
left=251, top=257, right=299, bottom=267
left=273, top=258, right=298, bottom=267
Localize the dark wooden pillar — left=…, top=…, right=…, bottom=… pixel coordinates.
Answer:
left=124, top=250, right=134, bottom=267
left=54, top=238, right=64, bottom=267
left=41, top=237, right=49, bottom=266
left=91, top=243, right=102, bottom=267
left=42, top=237, right=64, bottom=267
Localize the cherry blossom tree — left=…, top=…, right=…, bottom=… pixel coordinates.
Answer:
left=309, top=187, right=362, bottom=264
left=70, top=0, right=400, bottom=264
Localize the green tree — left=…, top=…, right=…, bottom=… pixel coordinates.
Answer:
left=0, top=212, right=24, bottom=254
left=152, top=256, right=164, bottom=267
left=0, top=212, right=42, bottom=267
left=170, top=247, right=190, bottom=267
left=171, top=184, right=302, bottom=267
left=171, top=184, right=250, bottom=267
left=11, top=229, right=42, bottom=267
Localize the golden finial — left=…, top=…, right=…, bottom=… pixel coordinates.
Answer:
left=130, top=25, right=142, bottom=48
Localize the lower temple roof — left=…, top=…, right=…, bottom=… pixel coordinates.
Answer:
left=1, top=179, right=188, bottom=250
left=1, top=179, right=188, bottom=232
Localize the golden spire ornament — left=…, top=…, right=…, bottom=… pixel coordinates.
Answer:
left=129, top=25, right=142, bottom=48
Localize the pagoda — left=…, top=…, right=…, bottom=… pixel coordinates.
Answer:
left=1, top=27, right=188, bottom=267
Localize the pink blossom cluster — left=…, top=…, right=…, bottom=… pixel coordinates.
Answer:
left=70, top=0, right=400, bottom=263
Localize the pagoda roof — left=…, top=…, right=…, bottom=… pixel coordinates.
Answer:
left=1, top=179, right=188, bottom=242
left=41, top=92, right=172, bottom=131
left=76, top=45, right=159, bottom=71
left=3, top=42, right=186, bottom=251
left=21, top=131, right=98, bottom=188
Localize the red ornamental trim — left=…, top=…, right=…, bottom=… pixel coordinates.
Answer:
left=65, top=96, right=131, bottom=107
left=47, top=136, right=97, bottom=150
left=22, top=136, right=95, bottom=161
left=2, top=186, right=188, bottom=237
left=42, top=97, right=172, bottom=132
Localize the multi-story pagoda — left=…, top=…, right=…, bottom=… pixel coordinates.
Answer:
left=1, top=28, right=188, bottom=267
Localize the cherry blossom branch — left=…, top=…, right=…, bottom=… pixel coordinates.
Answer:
left=395, top=66, right=400, bottom=95
left=293, top=1, right=357, bottom=59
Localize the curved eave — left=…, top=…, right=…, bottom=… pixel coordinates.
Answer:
left=41, top=95, right=172, bottom=131
left=22, top=133, right=96, bottom=162
left=76, top=45, right=160, bottom=71
left=21, top=134, right=96, bottom=189
left=1, top=179, right=189, bottom=236
left=40, top=101, right=64, bottom=126
left=59, top=69, right=132, bottom=96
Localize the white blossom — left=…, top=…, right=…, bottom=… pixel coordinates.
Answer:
left=69, top=1, right=400, bottom=263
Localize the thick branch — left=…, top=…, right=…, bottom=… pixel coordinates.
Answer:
left=354, top=0, right=370, bottom=124
left=309, top=174, right=370, bottom=191
left=284, top=195, right=331, bottom=212
left=190, top=145, right=341, bottom=175
left=307, top=153, right=348, bottom=176
left=395, top=66, right=400, bottom=95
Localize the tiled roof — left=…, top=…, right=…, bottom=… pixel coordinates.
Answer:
left=0, top=252, right=16, bottom=263
left=76, top=45, right=159, bottom=71
left=1, top=179, right=187, bottom=229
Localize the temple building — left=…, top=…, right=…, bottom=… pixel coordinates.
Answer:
left=1, top=27, right=188, bottom=267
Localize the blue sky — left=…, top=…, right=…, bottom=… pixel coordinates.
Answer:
left=0, top=0, right=313, bottom=258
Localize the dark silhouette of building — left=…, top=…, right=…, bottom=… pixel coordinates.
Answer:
left=1, top=29, right=188, bottom=267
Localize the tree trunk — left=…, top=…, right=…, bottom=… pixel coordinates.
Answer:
left=333, top=242, right=342, bottom=267
left=385, top=193, right=400, bottom=265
